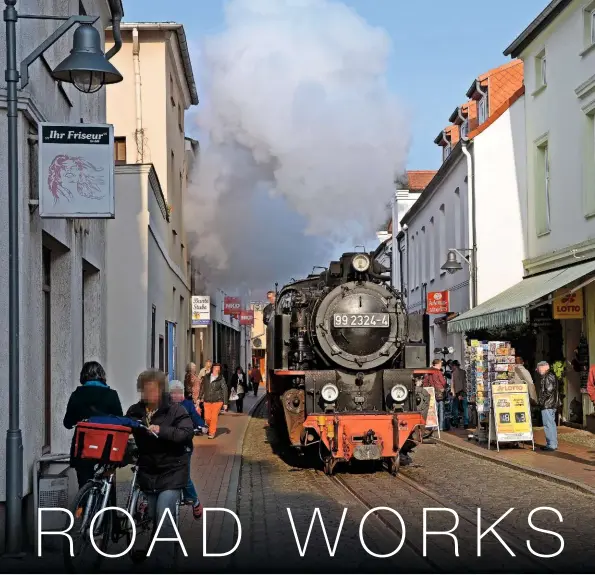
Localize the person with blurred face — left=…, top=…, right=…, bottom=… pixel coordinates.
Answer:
left=536, top=361, right=559, bottom=451
left=263, top=290, right=276, bottom=326
left=198, top=363, right=228, bottom=438
left=126, top=370, right=195, bottom=561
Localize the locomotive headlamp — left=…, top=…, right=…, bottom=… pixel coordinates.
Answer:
left=390, top=384, right=408, bottom=403
left=352, top=254, right=370, bottom=273
left=321, top=384, right=339, bottom=403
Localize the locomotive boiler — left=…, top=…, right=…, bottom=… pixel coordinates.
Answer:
left=266, top=251, right=430, bottom=475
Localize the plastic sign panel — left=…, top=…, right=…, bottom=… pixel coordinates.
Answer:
left=239, top=310, right=254, bottom=326
left=427, top=290, right=449, bottom=314
left=424, top=386, right=439, bottom=431
left=191, top=296, right=210, bottom=328
left=224, top=296, right=241, bottom=316
left=553, top=288, right=584, bottom=319
left=491, top=382, right=533, bottom=443
left=38, top=123, right=115, bottom=218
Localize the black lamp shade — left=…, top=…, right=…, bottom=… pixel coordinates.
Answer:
left=52, top=24, right=123, bottom=93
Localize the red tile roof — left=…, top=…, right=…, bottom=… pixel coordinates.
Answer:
left=407, top=170, right=437, bottom=191
left=468, top=86, right=525, bottom=139
left=485, top=60, right=524, bottom=115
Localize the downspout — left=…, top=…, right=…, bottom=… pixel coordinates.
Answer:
left=461, top=139, right=478, bottom=309
left=132, top=27, right=143, bottom=163
left=106, top=0, right=123, bottom=60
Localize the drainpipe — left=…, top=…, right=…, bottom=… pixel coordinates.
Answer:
left=461, top=139, right=478, bottom=309
left=106, top=0, right=123, bottom=60
left=132, top=27, right=143, bottom=163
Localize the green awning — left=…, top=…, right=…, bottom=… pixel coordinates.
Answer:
left=447, top=259, right=595, bottom=334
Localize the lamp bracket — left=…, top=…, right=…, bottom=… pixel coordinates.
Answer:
left=449, top=247, right=473, bottom=264
left=19, top=14, right=99, bottom=89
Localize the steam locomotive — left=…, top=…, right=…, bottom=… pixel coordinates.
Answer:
left=266, top=251, right=431, bottom=475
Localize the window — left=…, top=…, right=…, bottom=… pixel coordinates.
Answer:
left=454, top=188, right=461, bottom=261
left=460, top=119, right=469, bottom=139
left=170, top=75, right=175, bottom=106
left=151, top=306, right=156, bottom=368
left=478, top=97, right=487, bottom=124
left=429, top=217, right=435, bottom=281
left=535, top=140, right=551, bottom=236
left=42, top=247, right=51, bottom=451
left=439, top=204, right=447, bottom=274
left=592, top=9, right=595, bottom=44
left=421, top=226, right=427, bottom=286
left=535, top=51, right=547, bottom=90
left=443, top=144, right=451, bottom=162
left=178, top=104, right=183, bottom=132
left=79, top=0, right=86, bottom=15
left=114, top=137, right=126, bottom=164
left=159, top=335, right=165, bottom=371
left=584, top=110, right=595, bottom=217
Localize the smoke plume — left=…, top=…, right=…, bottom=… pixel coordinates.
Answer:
left=186, top=0, right=409, bottom=297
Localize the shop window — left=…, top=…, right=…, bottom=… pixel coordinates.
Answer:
left=535, top=139, right=551, bottom=236
left=114, top=137, right=126, bottom=164
left=43, top=247, right=51, bottom=452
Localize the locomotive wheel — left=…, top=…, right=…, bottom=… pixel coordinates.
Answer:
left=415, top=387, right=431, bottom=420
left=386, top=456, right=400, bottom=476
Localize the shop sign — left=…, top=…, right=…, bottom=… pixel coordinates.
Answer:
left=239, top=310, right=254, bottom=326
left=553, top=289, right=584, bottom=319
left=191, top=296, right=210, bottom=328
left=39, top=123, right=115, bottom=218
left=423, top=386, right=439, bottom=431
left=224, top=296, right=241, bottom=316
left=491, top=382, right=533, bottom=444
left=427, top=291, right=449, bottom=314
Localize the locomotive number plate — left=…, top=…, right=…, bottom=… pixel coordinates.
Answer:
left=333, top=313, right=389, bottom=328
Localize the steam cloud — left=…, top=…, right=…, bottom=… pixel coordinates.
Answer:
left=186, top=0, right=409, bottom=297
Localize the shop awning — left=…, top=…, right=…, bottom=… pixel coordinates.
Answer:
left=447, top=259, right=595, bottom=334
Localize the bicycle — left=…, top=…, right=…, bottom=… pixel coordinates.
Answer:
left=63, top=416, right=156, bottom=572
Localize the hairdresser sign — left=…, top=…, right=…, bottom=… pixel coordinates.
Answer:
left=38, top=123, right=115, bottom=218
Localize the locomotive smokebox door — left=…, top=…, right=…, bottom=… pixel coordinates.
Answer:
left=404, top=345, right=426, bottom=368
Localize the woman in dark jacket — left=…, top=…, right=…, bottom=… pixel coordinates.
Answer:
left=198, top=363, right=228, bottom=438
left=63, top=361, right=123, bottom=487
left=230, top=366, right=247, bottom=413
left=126, top=369, right=194, bottom=563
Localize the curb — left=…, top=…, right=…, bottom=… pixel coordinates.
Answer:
left=435, top=436, right=595, bottom=497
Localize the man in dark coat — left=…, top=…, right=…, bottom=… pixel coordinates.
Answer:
left=63, top=361, right=123, bottom=487
left=537, top=361, right=559, bottom=451
left=263, top=290, right=276, bottom=326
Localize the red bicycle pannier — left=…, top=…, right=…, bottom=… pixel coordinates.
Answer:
left=74, top=422, right=131, bottom=464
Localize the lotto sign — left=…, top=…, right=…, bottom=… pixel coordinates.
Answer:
left=191, top=296, right=210, bottom=327
left=553, top=289, right=584, bottom=319
left=239, top=310, right=254, bottom=326
left=224, top=296, right=241, bottom=316
left=427, top=291, right=449, bottom=314
left=491, top=382, right=533, bottom=443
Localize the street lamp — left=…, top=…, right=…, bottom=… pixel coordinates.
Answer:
left=3, top=0, right=123, bottom=555
left=441, top=248, right=477, bottom=308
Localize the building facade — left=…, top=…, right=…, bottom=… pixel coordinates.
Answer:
left=0, top=0, right=123, bottom=548
left=105, top=22, right=199, bottom=409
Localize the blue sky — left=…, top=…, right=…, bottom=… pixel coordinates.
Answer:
left=122, top=0, right=545, bottom=171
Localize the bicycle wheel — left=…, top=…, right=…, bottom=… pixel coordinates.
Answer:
left=128, top=490, right=155, bottom=564
left=63, top=481, right=112, bottom=573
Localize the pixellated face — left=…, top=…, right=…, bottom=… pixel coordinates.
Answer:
left=142, top=380, right=160, bottom=405
left=267, top=292, right=275, bottom=304
left=212, top=365, right=221, bottom=377
left=170, top=388, right=184, bottom=403
left=537, top=364, right=549, bottom=375
left=206, top=360, right=212, bottom=371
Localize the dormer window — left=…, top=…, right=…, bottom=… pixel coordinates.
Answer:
left=478, top=97, right=487, bottom=124
left=443, top=143, right=451, bottom=161
left=592, top=9, right=595, bottom=44
left=460, top=119, right=469, bottom=139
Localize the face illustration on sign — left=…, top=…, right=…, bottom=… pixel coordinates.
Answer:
left=47, top=154, right=105, bottom=203
left=433, top=293, right=442, bottom=301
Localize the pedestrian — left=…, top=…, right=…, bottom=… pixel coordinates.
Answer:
left=263, top=290, right=276, bottom=325
left=514, top=356, right=538, bottom=422
left=197, top=359, right=212, bottom=416
left=423, top=358, right=448, bottom=431
left=451, top=360, right=469, bottom=429
left=230, top=366, right=247, bottom=413
left=63, top=361, right=124, bottom=488
left=536, top=361, right=559, bottom=451
left=168, top=380, right=206, bottom=519
left=199, top=363, right=229, bottom=438
left=250, top=363, right=263, bottom=396
left=586, top=363, right=595, bottom=404
left=126, top=370, right=194, bottom=565
left=184, top=362, right=200, bottom=402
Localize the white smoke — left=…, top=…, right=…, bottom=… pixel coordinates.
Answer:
left=186, top=0, right=409, bottom=297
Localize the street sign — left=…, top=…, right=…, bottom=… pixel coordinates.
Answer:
left=239, top=309, right=254, bottom=326
left=191, top=295, right=210, bottom=328
left=427, top=290, right=449, bottom=314
left=38, top=123, right=115, bottom=218
left=224, top=296, right=241, bottom=316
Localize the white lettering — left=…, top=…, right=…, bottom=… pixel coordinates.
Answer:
left=89, top=507, right=135, bottom=558
left=359, top=507, right=406, bottom=558
left=526, top=507, right=564, bottom=558
left=38, top=508, right=73, bottom=557
left=477, top=508, right=516, bottom=557
left=148, top=508, right=188, bottom=557
left=203, top=508, right=242, bottom=557
left=423, top=508, right=459, bottom=557
left=287, top=507, right=347, bottom=557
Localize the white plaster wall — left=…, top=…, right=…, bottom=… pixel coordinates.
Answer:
left=473, top=97, right=526, bottom=304
left=520, top=0, right=595, bottom=260
left=0, top=0, right=112, bottom=512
